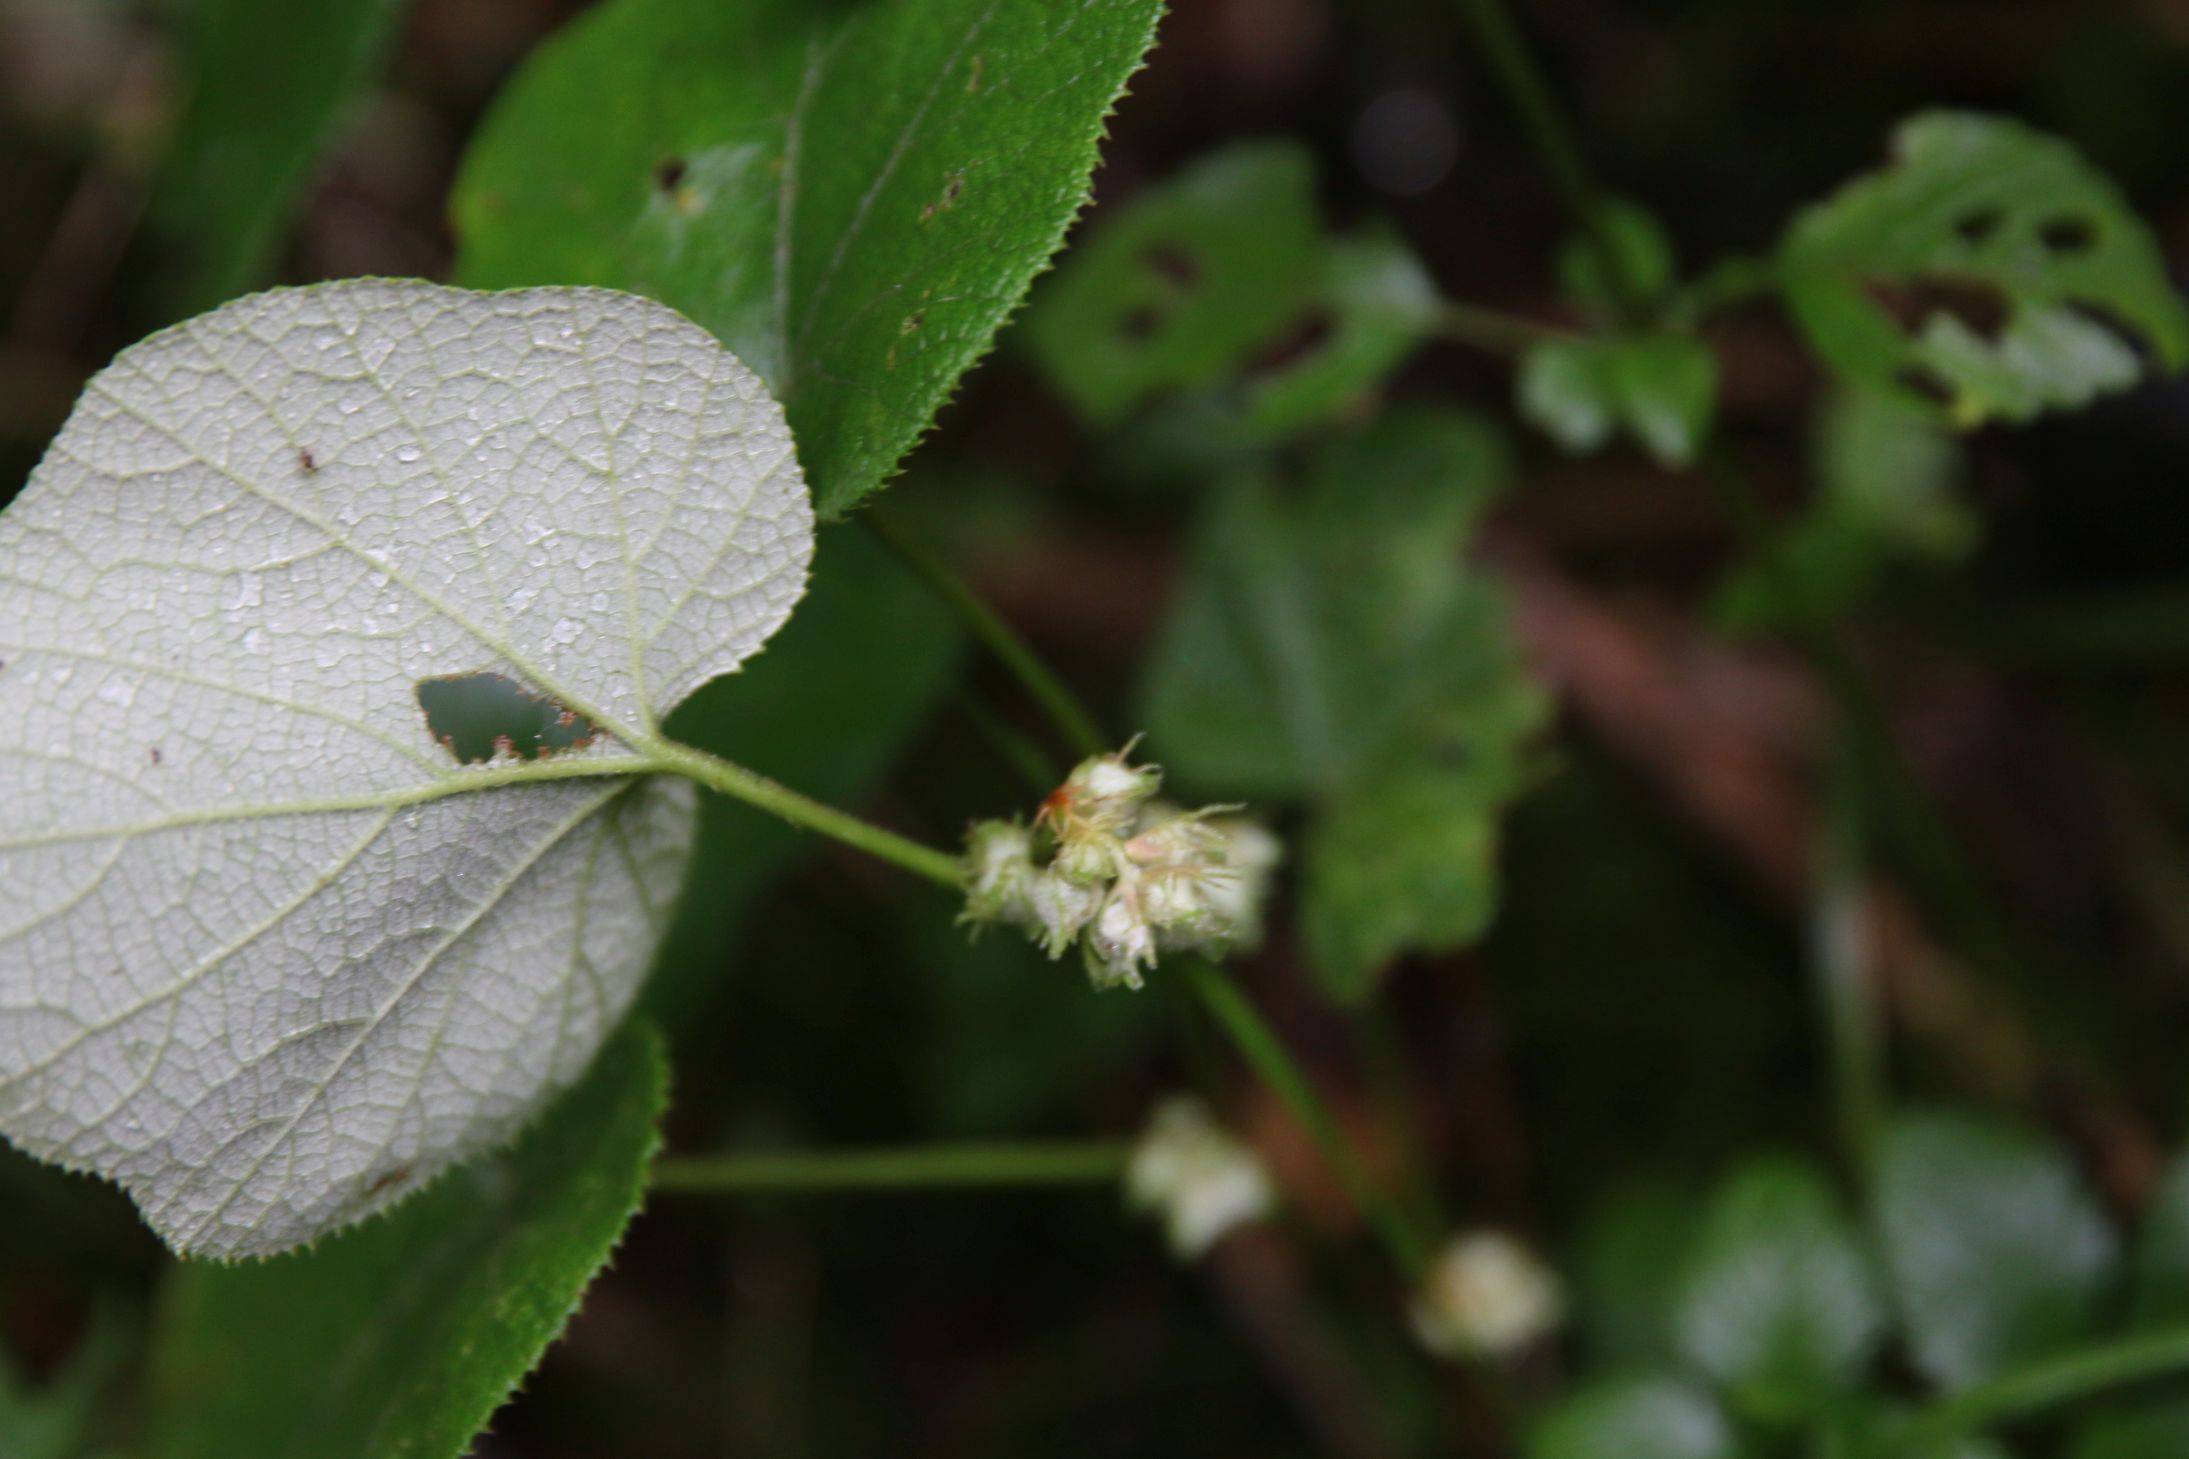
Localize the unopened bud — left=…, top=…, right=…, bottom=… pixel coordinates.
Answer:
left=1084, top=883, right=1157, bottom=990
left=1024, top=870, right=1104, bottom=958
left=961, top=820, right=1036, bottom=927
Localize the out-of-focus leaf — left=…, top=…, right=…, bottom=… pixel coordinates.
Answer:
left=1023, top=140, right=1324, bottom=426
left=2128, top=1152, right=2189, bottom=1329
left=1141, top=406, right=1525, bottom=800
left=1570, top=1184, right=1700, bottom=1371
left=145, top=1023, right=669, bottom=1459
left=1517, top=332, right=1718, bottom=468
left=1558, top=198, right=1677, bottom=321
left=1778, top=112, right=2189, bottom=427
left=1527, top=1377, right=1744, bottom=1459
left=1715, top=386, right=1974, bottom=632
left=1674, top=1156, right=1886, bottom=1425
left=1816, top=1401, right=2011, bottom=1459
left=149, top=0, right=407, bottom=314
left=454, top=0, right=1164, bottom=516
left=1142, top=407, right=1544, bottom=998
left=644, top=523, right=963, bottom=1033
left=1300, top=759, right=1509, bottom=1002
left=2070, top=1403, right=2189, bottom=1459
left=0, top=1307, right=131, bottom=1459
left=1235, top=229, right=1441, bottom=438
left=1872, top=1112, right=2118, bottom=1391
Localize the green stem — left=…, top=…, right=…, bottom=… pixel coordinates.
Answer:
left=1904, top=1325, right=2189, bottom=1446
left=649, top=738, right=966, bottom=890
left=653, top=1140, right=1130, bottom=1195
left=864, top=508, right=1110, bottom=762
left=1183, top=960, right=1436, bottom=1280
left=1454, top=0, right=1647, bottom=320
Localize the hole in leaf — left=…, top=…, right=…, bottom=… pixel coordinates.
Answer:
left=653, top=157, right=688, bottom=192
left=2039, top=215, right=2097, bottom=254
left=1868, top=278, right=2011, bottom=343
left=1954, top=207, right=2004, bottom=244
left=2064, top=299, right=2155, bottom=365
left=1141, top=244, right=1201, bottom=290
left=417, top=672, right=599, bottom=765
left=1246, top=307, right=1339, bottom=378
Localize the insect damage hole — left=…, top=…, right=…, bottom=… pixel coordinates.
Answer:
left=417, top=672, right=599, bottom=765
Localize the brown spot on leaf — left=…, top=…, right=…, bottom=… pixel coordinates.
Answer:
left=297, top=447, right=317, bottom=473
left=654, top=157, right=688, bottom=192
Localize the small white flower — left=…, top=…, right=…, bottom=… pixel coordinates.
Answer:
left=1410, top=1231, right=1564, bottom=1360
left=1126, top=1097, right=1275, bottom=1258
left=961, top=820, right=1036, bottom=926
left=1084, top=881, right=1157, bottom=989
left=1023, top=870, right=1104, bottom=958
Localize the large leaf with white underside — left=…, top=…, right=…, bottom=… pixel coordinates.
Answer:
left=0, top=279, right=813, bottom=1259
left=452, top=0, right=1165, bottom=517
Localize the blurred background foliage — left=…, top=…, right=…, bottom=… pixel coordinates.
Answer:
left=11, top=0, right=2189, bottom=1455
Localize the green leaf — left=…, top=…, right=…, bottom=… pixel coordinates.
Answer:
left=1778, top=111, right=2189, bottom=427
left=1714, top=386, right=1974, bottom=632
left=1528, top=1377, right=1744, bottom=1459
left=1558, top=198, right=1677, bottom=321
left=1141, top=406, right=1529, bottom=800
left=2128, top=1151, right=2189, bottom=1329
left=144, top=1022, right=669, bottom=1459
left=453, top=0, right=1163, bottom=516
left=1023, top=140, right=1325, bottom=426
left=148, top=0, right=407, bottom=314
left=1234, top=229, right=1441, bottom=440
left=2071, top=1403, right=2189, bottom=1459
left=1872, top=1112, right=2118, bottom=1390
left=1300, top=759, right=1510, bottom=1002
left=1517, top=332, right=1719, bottom=468
left=1816, top=1400, right=2010, bottom=1459
left=1673, top=1155, right=1886, bottom=1425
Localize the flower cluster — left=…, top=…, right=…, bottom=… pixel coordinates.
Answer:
left=961, top=747, right=1279, bottom=990
left=1410, top=1230, right=1564, bottom=1360
left=1125, top=1097, right=1276, bottom=1258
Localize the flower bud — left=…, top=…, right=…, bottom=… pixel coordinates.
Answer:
left=1083, top=883, right=1157, bottom=990
left=1052, top=831, right=1122, bottom=886
left=1126, top=1097, right=1275, bottom=1258
left=1410, top=1231, right=1564, bottom=1360
left=1023, top=869, right=1103, bottom=958
left=960, top=820, right=1036, bottom=927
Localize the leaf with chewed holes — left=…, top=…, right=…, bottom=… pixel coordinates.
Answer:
left=0, top=279, right=814, bottom=1258
left=1779, top=112, right=2189, bottom=426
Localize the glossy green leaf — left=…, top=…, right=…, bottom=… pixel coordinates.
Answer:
left=1023, top=140, right=1324, bottom=426
left=1872, top=1112, right=2118, bottom=1390
left=2070, top=1403, right=2189, bottom=1459
left=453, top=0, right=1164, bottom=516
left=1779, top=112, right=2189, bottom=427
left=144, top=1022, right=669, bottom=1459
left=149, top=0, right=407, bottom=314
left=1674, top=1156, right=1886, bottom=1424
left=1518, top=332, right=1718, bottom=468
left=1528, top=1377, right=1743, bottom=1459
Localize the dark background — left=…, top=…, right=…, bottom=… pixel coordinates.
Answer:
left=7, top=1, right=2189, bottom=1454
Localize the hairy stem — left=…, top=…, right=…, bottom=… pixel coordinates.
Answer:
left=865, top=507, right=1110, bottom=761
left=647, top=738, right=966, bottom=890
left=653, top=1140, right=1130, bottom=1195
